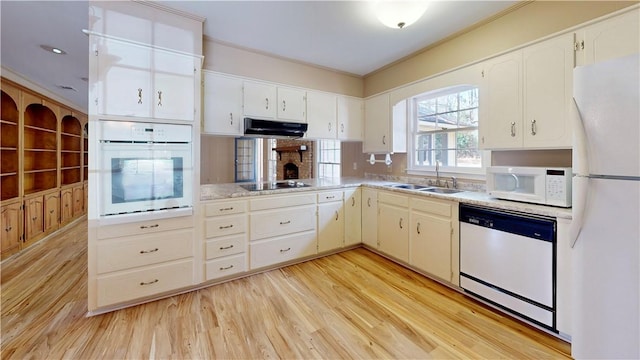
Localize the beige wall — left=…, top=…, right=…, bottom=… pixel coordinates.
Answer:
left=364, top=1, right=637, bottom=97
left=203, top=39, right=363, bottom=97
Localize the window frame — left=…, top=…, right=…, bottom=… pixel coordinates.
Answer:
left=316, top=139, right=341, bottom=179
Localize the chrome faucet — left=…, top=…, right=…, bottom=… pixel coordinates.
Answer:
left=435, top=160, right=442, bottom=187
left=451, top=176, right=457, bottom=189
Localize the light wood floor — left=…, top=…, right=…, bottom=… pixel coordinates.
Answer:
left=1, top=217, right=571, bottom=359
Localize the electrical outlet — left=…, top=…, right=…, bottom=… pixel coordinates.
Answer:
left=353, top=162, right=357, bottom=170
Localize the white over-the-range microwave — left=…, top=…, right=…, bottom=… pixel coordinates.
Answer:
left=486, top=166, right=572, bottom=208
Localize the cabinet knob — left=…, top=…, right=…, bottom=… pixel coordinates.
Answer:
left=5, top=226, right=11, bottom=232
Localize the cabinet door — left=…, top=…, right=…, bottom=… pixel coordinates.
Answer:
left=243, top=81, right=276, bottom=119
left=410, top=212, right=452, bottom=282
left=317, top=201, right=344, bottom=253
left=363, top=94, right=390, bottom=153
left=361, top=188, right=378, bottom=248
left=1, top=202, right=21, bottom=259
left=522, top=34, right=573, bottom=148
left=96, top=37, right=152, bottom=118
left=276, top=86, right=306, bottom=122
left=579, top=9, right=640, bottom=66
left=337, top=96, right=363, bottom=141
left=203, top=72, right=244, bottom=135
left=72, top=185, right=84, bottom=216
left=44, top=192, right=60, bottom=233
left=305, top=91, right=336, bottom=139
left=153, top=49, right=196, bottom=121
left=60, top=188, right=74, bottom=224
left=24, top=196, right=44, bottom=242
left=378, top=203, right=409, bottom=262
left=344, top=188, right=362, bottom=247
left=480, top=51, right=522, bottom=149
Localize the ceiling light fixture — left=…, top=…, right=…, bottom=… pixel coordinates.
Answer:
left=40, top=45, right=66, bottom=55
left=375, top=1, right=429, bottom=29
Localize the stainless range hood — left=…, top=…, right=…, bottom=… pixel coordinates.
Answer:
left=244, top=118, right=308, bottom=139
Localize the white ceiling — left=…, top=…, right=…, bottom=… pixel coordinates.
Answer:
left=1, top=1, right=518, bottom=113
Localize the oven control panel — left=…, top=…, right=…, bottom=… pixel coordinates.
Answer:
left=100, top=121, right=192, bottom=142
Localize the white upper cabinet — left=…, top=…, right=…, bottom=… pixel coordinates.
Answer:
left=94, top=36, right=197, bottom=121
left=363, top=94, right=407, bottom=154
left=576, top=8, right=640, bottom=67
left=337, top=96, right=363, bottom=141
left=243, top=81, right=306, bottom=122
left=243, top=81, right=277, bottom=119
left=480, top=33, right=573, bottom=149
left=277, top=87, right=306, bottom=122
left=305, top=90, right=337, bottom=139
left=202, top=71, right=244, bottom=136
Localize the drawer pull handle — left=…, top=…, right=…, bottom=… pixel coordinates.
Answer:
left=32, top=216, right=37, bottom=221
left=219, top=265, right=234, bottom=271
left=399, top=218, right=404, bottom=229
left=417, top=222, right=421, bottom=234
left=140, top=248, right=159, bottom=254
left=140, top=224, right=159, bottom=229
left=49, top=209, right=55, bottom=214
left=351, top=197, right=355, bottom=207
left=280, top=247, right=291, bottom=253
left=326, top=196, right=335, bottom=199
left=219, top=207, right=234, bottom=211
left=5, top=226, right=11, bottom=232
left=279, top=220, right=291, bottom=225
left=335, top=211, right=339, bottom=221
left=219, top=224, right=234, bottom=229
left=220, top=244, right=234, bottom=250
left=140, top=279, right=159, bottom=286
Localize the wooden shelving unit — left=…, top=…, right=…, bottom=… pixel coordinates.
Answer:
left=1, top=89, right=20, bottom=201
left=23, top=103, right=58, bottom=195
left=61, top=115, right=82, bottom=186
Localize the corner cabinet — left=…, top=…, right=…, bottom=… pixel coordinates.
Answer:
left=93, top=35, right=199, bottom=122
left=363, top=94, right=406, bottom=154
left=202, top=71, right=244, bottom=136
left=480, top=33, right=574, bottom=149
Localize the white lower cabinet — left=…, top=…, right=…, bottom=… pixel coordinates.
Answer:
left=317, top=190, right=345, bottom=253
left=409, top=197, right=459, bottom=284
left=378, top=191, right=409, bottom=262
left=344, top=188, right=362, bottom=247
left=92, top=215, right=196, bottom=310
left=361, top=188, right=378, bottom=248
left=250, top=231, right=317, bottom=269
left=203, top=199, right=248, bottom=281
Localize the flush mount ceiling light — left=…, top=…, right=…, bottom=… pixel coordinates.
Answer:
left=375, top=1, right=429, bottom=29
left=40, top=45, right=66, bottom=55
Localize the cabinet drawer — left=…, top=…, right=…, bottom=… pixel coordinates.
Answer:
left=96, top=259, right=194, bottom=308
left=205, top=254, right=247, bottom=281
left=250, top=193, right=316, bottom=211
left=317, top=191, right=343, bottom=203
left=411, top=198, right=452, bottom=217
left=98, top=216, right=193, bottom=240
left=205, top=200, right=247, bottom=217
left=250, top=231, right=317, bottom=270
left=97, top=228, right=193, bottom=274
left=205, top=215, right=247, bottom=238
left=206, top=234, right=246, bottom=260
left=379, top=192, right=409, bottom=207
left=250, top=205, right=316, bottom=240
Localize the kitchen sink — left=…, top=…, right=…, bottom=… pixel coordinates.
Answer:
left=388, top=183, right=429, bottom=190
left=418, top=187, right=464, bottom=194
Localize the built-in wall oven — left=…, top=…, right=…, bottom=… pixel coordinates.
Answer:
left=99, top=121, right=193, bottom=222
left=459, top=204, right=557, bottom=332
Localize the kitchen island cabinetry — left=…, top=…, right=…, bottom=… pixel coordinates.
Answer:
left=409, top=197, right=459, bottom=285
left=90, top=216, right=195, bottom=311
left=202, top=71, right=243, bottom=136
left=248, top=193, right=317, bottom=269
left=317, top=190, right=344, bottom=253
left=377, top=191, right=409, bottom=262
left=480, top=33, right=573, bottom=150
left=203, top=199, right=248, bottom=281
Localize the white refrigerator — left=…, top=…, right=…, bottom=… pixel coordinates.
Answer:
left=571, top=53, right=640, bottom=359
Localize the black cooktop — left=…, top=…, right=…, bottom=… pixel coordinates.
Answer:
left=239, top=181, right=311, bottom=191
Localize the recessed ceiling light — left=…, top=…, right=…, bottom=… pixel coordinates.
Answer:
left=57, top=85, right=77, bottom=91
left=40, top=45, right=66, bottom=55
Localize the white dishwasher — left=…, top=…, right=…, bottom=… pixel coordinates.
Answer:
left=459, top=204, right=557, bottom=332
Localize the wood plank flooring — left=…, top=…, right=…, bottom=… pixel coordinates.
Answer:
left=1, top=217, right=571, bottom=359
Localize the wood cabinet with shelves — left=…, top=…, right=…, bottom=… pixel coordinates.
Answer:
left=1, top=201, right=22, bottom=260
left=61, top=115, right=82, bottom=186
left=480, top=34, right=574, bottom=149
left=22, top=102, right=58, bottom=195
left=1, top=87, right=20, bottom=201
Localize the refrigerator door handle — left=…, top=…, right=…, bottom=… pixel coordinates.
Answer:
left=570, top=175, right=589, bottom=248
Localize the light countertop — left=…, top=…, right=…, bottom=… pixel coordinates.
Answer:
left=200, top=177, right=572, bottom=219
